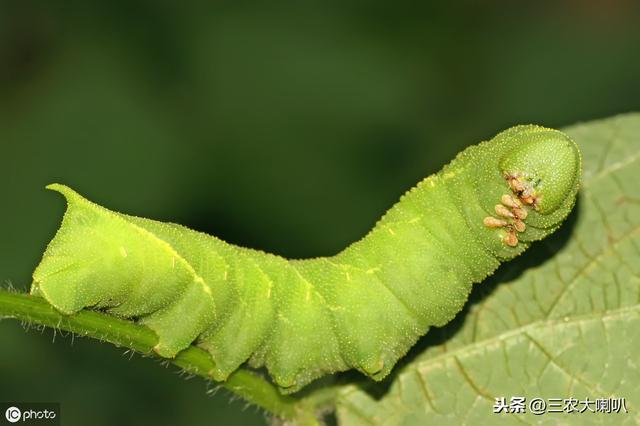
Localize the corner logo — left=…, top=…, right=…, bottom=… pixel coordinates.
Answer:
left=5, top=407, right=21, bottom=423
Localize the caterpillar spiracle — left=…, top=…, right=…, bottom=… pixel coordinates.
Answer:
left=31, top=125, right=581, bottom=393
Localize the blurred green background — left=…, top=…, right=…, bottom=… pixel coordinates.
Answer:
left=1, top=1, right=639, bottom=425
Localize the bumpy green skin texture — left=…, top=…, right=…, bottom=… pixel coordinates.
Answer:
left=31, top=125, right=581, bottom=393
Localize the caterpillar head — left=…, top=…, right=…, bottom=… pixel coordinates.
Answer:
left=500, top=129, right=581, bottom=215
left=483, top=126, right=581, bottom=250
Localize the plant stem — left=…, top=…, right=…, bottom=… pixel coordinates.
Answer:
left=0, top=289, right=321, bottom=424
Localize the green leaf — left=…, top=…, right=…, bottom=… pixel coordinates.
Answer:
left=335, top=113, right=640, bottom=425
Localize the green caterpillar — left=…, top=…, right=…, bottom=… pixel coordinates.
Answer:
left=31, top=125, right=581, bottom=393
